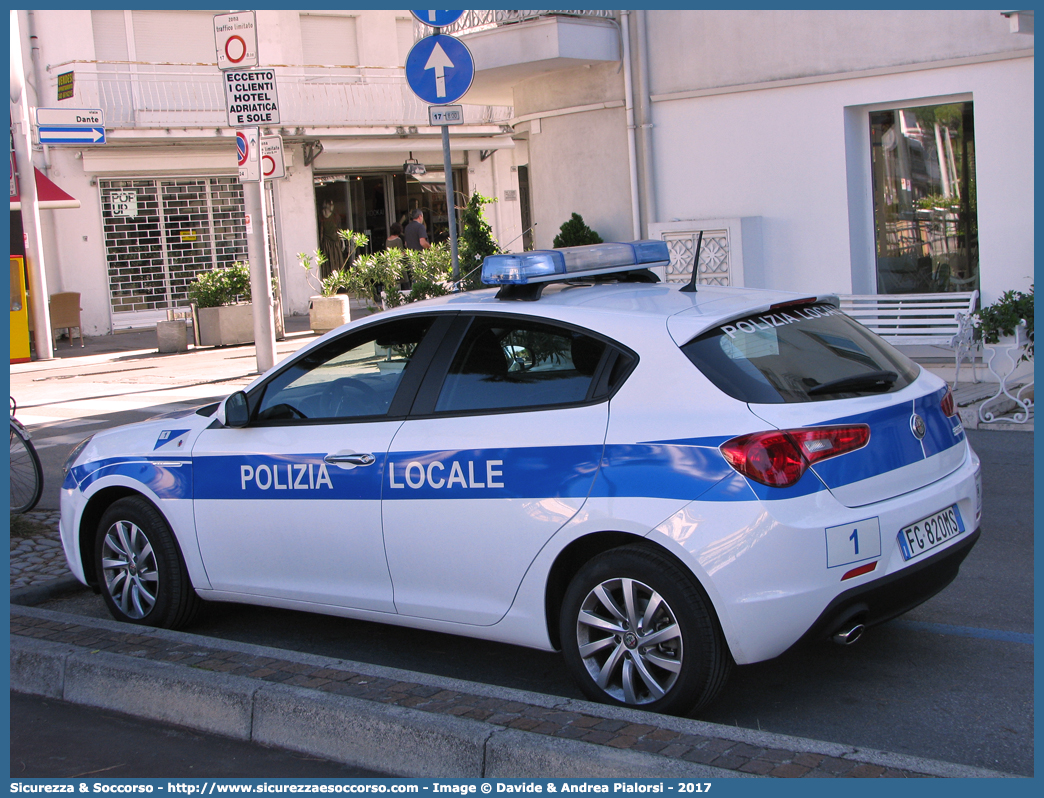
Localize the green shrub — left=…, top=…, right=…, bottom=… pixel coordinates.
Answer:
left=347, top=245, right=454, bottom=311
left=553, top=213, right=603, bottom=248
left=973, top=285, right=1034, bottom=359
left=187, top=262, right=251, bottom=308
left=298, top=230, right=369, bottom=296
left=401, top=245, right=452, bottom=305
left=459, top=191, right=501, bottom=289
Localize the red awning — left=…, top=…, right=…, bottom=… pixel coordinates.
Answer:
left=10, top=167, right=80, bottom=211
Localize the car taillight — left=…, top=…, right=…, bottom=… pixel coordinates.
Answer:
left=941, top=388, right=955, bottom=417
left=720, top=425, right=870, bottom=488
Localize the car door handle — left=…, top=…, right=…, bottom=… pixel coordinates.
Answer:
left=324, top=452, right=376, bottom=468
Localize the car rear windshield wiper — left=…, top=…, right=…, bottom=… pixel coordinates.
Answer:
left=807, top=370, right=899, bottom=396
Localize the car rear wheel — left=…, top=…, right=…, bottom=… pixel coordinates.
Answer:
left=95, top=496, right=201, bottom=629
left=560, top=545, right=732, bottom=715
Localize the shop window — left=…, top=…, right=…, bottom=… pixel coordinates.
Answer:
left=870, top=102, right=977, bottom=294
left=100, top=177, right=247, bottom=324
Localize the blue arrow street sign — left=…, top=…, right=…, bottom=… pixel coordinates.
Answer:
left=411, top=10, right=464, bottom=28
left=38, top=126, right=106, bottom=145
left=405, top=34, right=474, bottom=105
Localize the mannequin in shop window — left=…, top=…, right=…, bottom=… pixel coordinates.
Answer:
left=319, top=200, right=343, bottom=278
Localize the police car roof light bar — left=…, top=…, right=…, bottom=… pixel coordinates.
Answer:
left=482, top=240, right=670, bottom=288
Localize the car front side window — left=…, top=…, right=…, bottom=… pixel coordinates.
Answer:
left=254, top=316, right=435, bottom=423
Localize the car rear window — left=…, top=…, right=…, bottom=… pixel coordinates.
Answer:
left=680, top=303, right=920, bottom=403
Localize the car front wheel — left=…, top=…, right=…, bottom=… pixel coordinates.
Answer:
left=95, top=496, right=201, bottom=629
left=560, top=545, right=732, bottom=715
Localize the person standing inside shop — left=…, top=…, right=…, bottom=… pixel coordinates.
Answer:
left=403, top=208, right=430, bottom=250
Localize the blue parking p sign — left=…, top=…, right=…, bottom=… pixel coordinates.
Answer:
left=405, top=35, right=474, bottom=105
left=411, top=10, right=465, bottom=28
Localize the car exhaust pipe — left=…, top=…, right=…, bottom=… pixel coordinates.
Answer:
left=832, top=623, right=865, bottom=646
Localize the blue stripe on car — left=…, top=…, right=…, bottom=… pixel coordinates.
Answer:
left=70, top=390, right=963, bottom=505
left=70, top=457, right=192, bottom=500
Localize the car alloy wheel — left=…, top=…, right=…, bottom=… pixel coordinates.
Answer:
left=575, top=576, right=683, bottom=705
left=561, top=545, right=732, bottom=715
left=100, top=518, right=159, bottom=619
left=95, top=496, right=202, bottom=629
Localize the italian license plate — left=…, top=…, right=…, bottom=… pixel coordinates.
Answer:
left=897, top=505, right=965, bottom=561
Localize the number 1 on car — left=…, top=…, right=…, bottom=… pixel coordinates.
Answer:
left=826, top=517, right=881, bottom=568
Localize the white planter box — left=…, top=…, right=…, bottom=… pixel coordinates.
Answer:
left=197, top=304, right=254, bottom=346
left=156, top=320, right=189, bottom=353
left=308, top=294, right=377, bottom=334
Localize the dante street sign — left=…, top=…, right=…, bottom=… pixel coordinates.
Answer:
left=223, top=69, right=280, bottom=127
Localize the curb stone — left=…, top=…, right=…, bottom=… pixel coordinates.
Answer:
left=10, top=605, right=1017, bottom=779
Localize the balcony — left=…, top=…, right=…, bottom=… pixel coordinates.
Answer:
left=414, top=11, right=621, bottom=106
left=47, top=63, right=513, bottom=132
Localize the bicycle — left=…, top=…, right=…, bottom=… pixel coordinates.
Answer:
left=10, top=397, right=43, bottom=514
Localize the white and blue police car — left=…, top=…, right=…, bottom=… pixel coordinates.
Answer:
left=60, top=240, right=981, bottom=715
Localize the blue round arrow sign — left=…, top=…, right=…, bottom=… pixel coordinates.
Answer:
left=410, top=10, right=465, bottom=28
left=405, top=35, right=474, bottom=105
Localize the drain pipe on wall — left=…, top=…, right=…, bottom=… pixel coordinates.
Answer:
left=636, top=9, right=657, bottom=234
left=620, top=11, right=641, bottom=241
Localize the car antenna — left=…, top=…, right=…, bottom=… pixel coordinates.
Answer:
left=679, top=230, right=703, bottom=293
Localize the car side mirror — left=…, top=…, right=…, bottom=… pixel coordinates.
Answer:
left=222, top=391, right=250, bottom=428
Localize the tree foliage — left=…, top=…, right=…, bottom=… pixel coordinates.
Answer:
left=553, top=213, right=603, bottom=248
left=458, top=191, right=501, bottom=290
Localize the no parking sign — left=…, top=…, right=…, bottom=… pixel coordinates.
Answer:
left=236, top=128, right=260, bottom=182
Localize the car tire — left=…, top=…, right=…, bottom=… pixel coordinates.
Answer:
left=560, top=544, right=732, bottom=715
left=95, top=496, right=202, bottom=629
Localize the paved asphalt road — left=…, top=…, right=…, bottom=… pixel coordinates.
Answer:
left=10, top=692, right=388, bottom=778
left=30, top=427, right=1034, bottom=776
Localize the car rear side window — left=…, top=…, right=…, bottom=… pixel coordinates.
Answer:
left=681, top=303, right=920, bottom=403
left=434, top=318, right=610, bottom=413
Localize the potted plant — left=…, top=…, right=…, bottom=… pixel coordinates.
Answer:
left=187, top=262, right=254, bottom=346
left=299, top=230, right=370, bottom=334
left=973, top=285, right=1034, bottom=361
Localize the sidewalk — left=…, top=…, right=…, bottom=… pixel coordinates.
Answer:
left=9, top=316, right=1027, bottom=778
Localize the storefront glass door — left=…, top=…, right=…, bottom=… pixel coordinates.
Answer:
left=313, top=169, right=467, bottom=270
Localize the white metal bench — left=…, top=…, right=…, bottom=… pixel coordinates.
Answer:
left=838, top=291, right=980, bottom=385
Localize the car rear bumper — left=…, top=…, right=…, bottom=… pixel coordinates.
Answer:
left=797, top=525, right=980, bottom=645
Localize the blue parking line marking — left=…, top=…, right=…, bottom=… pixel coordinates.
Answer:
left=890, top=619, right=1033, bottom=645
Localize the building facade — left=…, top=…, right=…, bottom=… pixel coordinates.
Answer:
left=455, top=9, right=1033, bottom=307
left=13, top=10, right=1034, bottom=338
left=15, top=9, right=524, bottom=335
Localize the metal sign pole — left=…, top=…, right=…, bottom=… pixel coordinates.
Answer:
left=442, top=124, right=460, bottom=283
left=219, top=11, right=275, bottom=373
left=406, top=13, right=471, bottom=285
left=244, top=179, right=276, bottom=373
